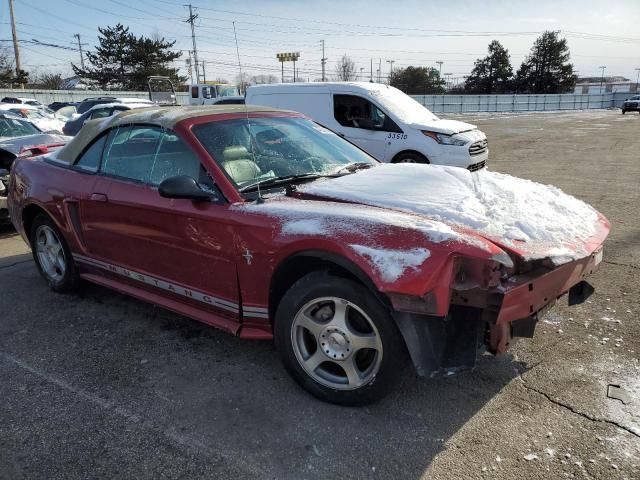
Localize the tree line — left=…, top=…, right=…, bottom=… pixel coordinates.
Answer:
left=390, top=31, right=577, bottom=95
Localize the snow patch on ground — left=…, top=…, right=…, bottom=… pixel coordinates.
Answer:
left=350, top=245, right=430, bottom=282
left=300, top=164, right=601, bottom=263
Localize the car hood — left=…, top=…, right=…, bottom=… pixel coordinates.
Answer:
left=0, top=133, right=71, bottom=155
left=407, top=118, right=478, bottom=135
left=297, top=164, right=609, bottom=265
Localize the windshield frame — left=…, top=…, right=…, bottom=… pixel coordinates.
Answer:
left=187, top=112, right=378, bottom=199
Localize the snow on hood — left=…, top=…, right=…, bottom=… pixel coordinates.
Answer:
left=237, top=196, right=463, bottom=245
left=299, top=164, right=602, bottom=264
left=410, top=118, right=478, bottom=135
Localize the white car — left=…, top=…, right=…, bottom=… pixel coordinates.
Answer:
left=0, top=104, right=65, bottom=133
left=246, top=82, right=488, bottom=170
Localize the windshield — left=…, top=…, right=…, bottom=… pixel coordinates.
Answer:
left=216, top=85, right=240, bottom=97
left=370, top=86, right=439, bottom=125
left=192, top=116, right=376, bottom=189
left=0, top=117, right=41, bottom=137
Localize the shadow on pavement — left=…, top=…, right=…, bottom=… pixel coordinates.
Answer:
left=0, top=263, right=527, bottom=479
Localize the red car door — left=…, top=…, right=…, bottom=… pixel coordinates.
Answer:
left=76, top=125, right=240, bottom=330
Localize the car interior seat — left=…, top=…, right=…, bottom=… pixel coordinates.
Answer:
left=221, top=146, right=261, bottom=184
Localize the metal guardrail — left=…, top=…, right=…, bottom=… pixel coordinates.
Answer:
left=0, top=89, right=632, bottom=112
left=410, top=92, right=630, bottom=113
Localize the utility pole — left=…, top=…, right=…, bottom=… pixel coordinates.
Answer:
left=370, top=58, right=373, bottom=82
left=201, top=60, right=206, bottom=82
left=73, top=33, right=85, bottom=69
left=359, top=67, right=364, bottom=80
left=320, top=40, right=327, bottom=82
left=635, top=67, right=640, bottom=91
left=444, top=73, right=452, bottom=91
left=386, top=59, right=394, bottom=84
left=185, top=4, right=200, bottom=84
left=599, top=65, right=606, bottom=94
left=378, top=58, right=382, bottom=83
left=8, top=0, right=23, bottom=88
left=436, top=61, right=443, bottom=75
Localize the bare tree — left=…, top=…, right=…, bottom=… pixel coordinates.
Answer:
left=335, top=54, right=356, bottom=81
left=251, top=74, right=278, bottom=84
left=36, top=72, right=64, bottom=89
left=234, top=72, right=251, bottom=93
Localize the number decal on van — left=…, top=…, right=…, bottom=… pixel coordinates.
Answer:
left=387, top=133, right=408, bottom=140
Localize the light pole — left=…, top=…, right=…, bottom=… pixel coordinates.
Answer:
left=635, top=67, right=640, bottom=91
left=436, top=61, right=443, bottom=75
left=386, top=59, right=395, bottom=84
left=359, top=67, right=364, bottom=80
left=599, top=65, right=606, bottom=94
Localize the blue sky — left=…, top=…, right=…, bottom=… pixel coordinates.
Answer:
left=2, top=0, right=639, bottom=83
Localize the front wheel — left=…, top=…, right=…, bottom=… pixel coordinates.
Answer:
left=30, top=213, right=79, bottom=292
left=274, top=271, right=407, bottom=405
left=392, top=151, right=429, bottom=164
left=622, top=110, right=626, bottom=114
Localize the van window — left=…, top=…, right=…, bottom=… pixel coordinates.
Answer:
left=333, top=94, right=401, bottom=133
left=202, top=86, right=216, bottom=99
left=191, top=86, right=199, bottom=99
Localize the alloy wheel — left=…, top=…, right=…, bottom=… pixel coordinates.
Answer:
left=35, top=225, right=66, bottom=282
left=291, top=296, right=383, bottom=390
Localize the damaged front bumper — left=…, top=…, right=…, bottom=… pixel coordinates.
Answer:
left=393, top=246, right=603, bottom=377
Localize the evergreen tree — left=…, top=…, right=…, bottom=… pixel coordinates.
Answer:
left=515, top=31, right=577, bottom=94
left=389, top=66, right=444, bottom=94
left=464, top=40, right=513, bottom=94
left=72, top=24, right=186, bottom=90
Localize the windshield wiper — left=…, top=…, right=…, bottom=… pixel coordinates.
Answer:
left=334, top=162, right=373, bottom=175
left=239, top=173, right=323, bottom=193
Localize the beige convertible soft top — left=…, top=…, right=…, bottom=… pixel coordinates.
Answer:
left=56, top=105, right=291, bottom=163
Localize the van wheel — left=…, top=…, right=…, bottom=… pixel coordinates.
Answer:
left=274, top=271, right=407, bottom=405
left=622, top=110, right=626, bottom=114
left=393, top=152, right=429, bottom=164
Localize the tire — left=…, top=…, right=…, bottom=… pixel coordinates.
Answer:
left=622, top=110, right=626, bottom=114
left=30, top=213, right=80, bottom=293
left=274, top=270, right=407, bottom=405
left=392, top=151, right=429, bottom=164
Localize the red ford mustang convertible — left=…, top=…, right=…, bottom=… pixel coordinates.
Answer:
left=8, top=106, right=609, bottom=405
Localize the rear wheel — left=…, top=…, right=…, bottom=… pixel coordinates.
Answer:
left=30, top=214, right=79, bottom=292
left=622, top=109, right=626, bottom=114
left=393, top=151, right=429, bottom=164
left=274, top=271, right=407, bottom=405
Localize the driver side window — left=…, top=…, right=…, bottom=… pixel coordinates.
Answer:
left=333, top=94, right=401, bottom=133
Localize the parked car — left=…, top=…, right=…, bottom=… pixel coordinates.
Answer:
left=7, top=106, right=609, bottom=405
left=63, top=102, right=153, bottom=136
left=246, top=82, right=488, bottom=170
left=0, top=104, right=65, bottom=133
left=49, top=101, right=79, bottom=112
left=0, top=112, right=69, bottom=220
left=621, top=95, right=640, bottom=114
left=1, top=96, right=43, bottom=107
left=75, top=97, right=154, bottom=116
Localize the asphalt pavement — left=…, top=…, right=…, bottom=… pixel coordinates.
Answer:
left=0, top=109, right=638, bottom=479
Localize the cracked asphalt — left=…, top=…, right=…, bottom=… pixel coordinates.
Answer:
left=1, top=109, right=639, bottom=479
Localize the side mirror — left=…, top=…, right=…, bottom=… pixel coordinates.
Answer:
left=158, top=175, right=216, bottom=201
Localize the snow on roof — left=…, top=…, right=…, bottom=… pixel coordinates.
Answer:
left=299, top=164, right=600, bottom=263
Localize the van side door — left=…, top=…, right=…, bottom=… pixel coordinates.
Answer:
left=332, top=94, right=402, bottom=161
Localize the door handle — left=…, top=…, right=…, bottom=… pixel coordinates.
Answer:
left=90, top=193, right=108, bottom=202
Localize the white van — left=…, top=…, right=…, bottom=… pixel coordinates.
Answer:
left=246, top=82, right=488, bottom=170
